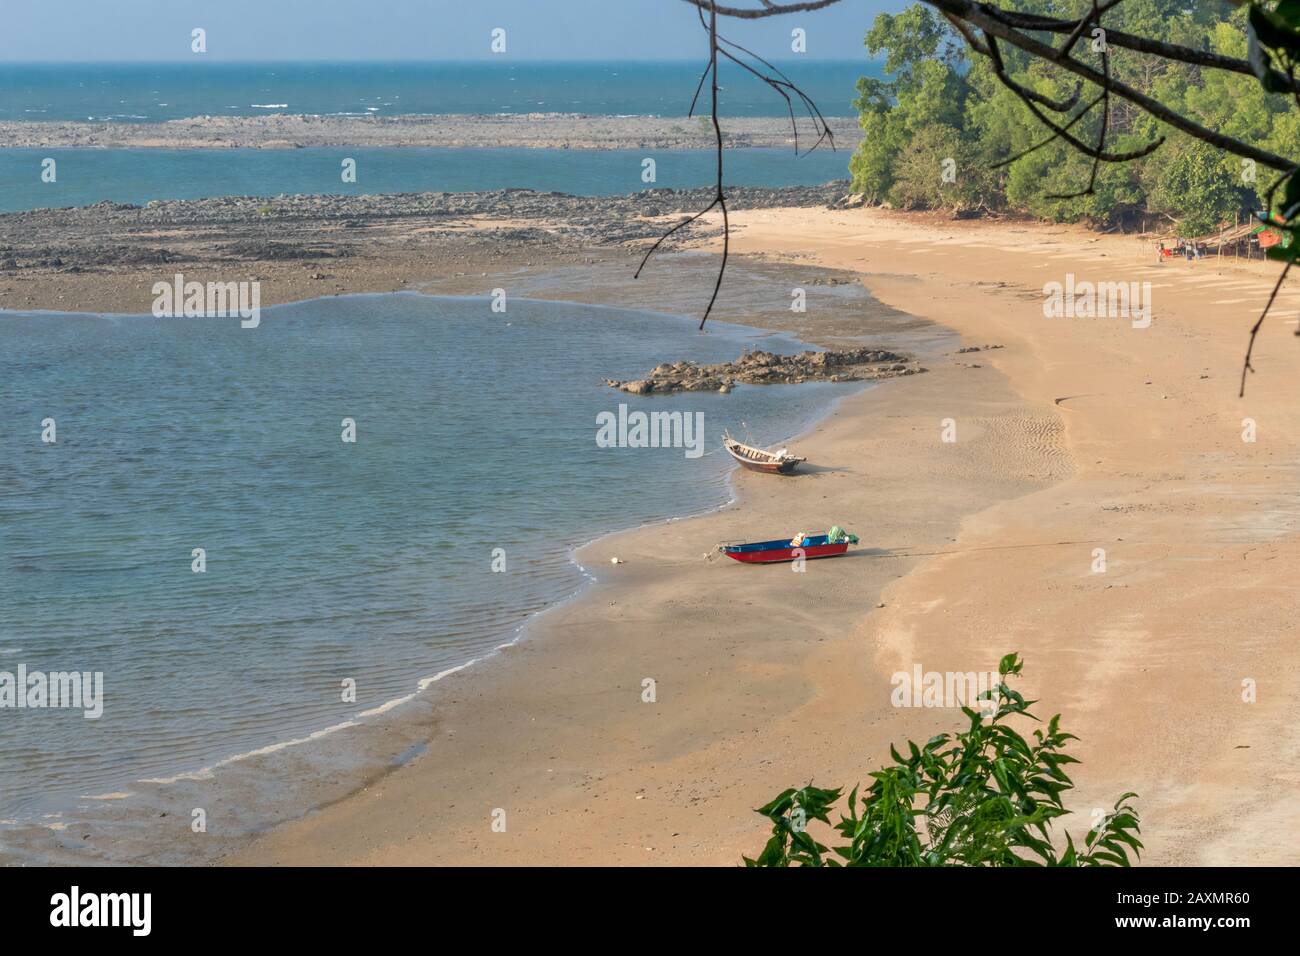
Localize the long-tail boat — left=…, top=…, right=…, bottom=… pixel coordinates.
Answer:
left=719, top=528, right=858, bottom=564
left=722, top=434, right=806, bottom=475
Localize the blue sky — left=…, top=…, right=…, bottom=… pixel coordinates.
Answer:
left=3, top=0, right=904, bottom=62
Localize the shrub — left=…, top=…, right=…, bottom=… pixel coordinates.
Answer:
left=744, top=653, right=1141, bottom=866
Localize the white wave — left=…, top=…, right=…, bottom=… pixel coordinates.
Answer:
left=137, top=657, right=485, bottom=786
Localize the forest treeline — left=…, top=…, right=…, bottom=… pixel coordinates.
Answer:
left=848, top=1, right=1298, bottom=234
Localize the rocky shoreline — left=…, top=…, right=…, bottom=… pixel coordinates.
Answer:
left=0, top=181, right=929, bottom=365
left=605, top=346, right=922, bottom=395
left=0, top=182, right=858, bottom=314
left=0, top=113, right=863, bottom=150
left=0, top=182, right=851, bottom=267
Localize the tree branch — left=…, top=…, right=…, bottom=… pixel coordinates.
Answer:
left=640, top=1, right=836, bottom=328
left=928, top=0, right=1296, bottom=171
left=679, top=0, right=841, bottom=18
left=1241, top=262, right=1292, bottom=396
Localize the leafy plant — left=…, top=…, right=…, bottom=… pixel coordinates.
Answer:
left=744, top=653, right=1142, bottom=867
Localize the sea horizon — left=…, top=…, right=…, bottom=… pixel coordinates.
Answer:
left=0, top=59, right=878, bottom=122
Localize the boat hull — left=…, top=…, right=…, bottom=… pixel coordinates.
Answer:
left=723, top=543, right=849, bottom=563
left=723, top=439, right=804, bottom=475
left=734, top=457, right=798, bottom=475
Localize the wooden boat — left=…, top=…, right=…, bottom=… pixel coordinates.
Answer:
left=722, top=435, right=806, bottom=474
left=720, top=531, right=858, bottom=564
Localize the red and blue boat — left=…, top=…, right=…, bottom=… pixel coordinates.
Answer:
left=719, top=528, right=859, bottom=564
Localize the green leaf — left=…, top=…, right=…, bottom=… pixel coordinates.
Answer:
left=744, top=653, right=1140, bottom=868
left=1249, top=6, right=1300, bottom=59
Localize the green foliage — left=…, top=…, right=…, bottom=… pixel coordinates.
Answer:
left=1148, top=140, right=1253, bottom=236
left=744, top=654, right=1143, bottom=867
left=1244, top=0, right=1300, bottom=263
left=849, top=1, right=1299, bottom=232
left=888, top=124, right=997, bottom=212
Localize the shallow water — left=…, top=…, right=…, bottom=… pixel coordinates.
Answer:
left=0, top=294, right=857, bottom=825
left=0, top=146, right=850, bottom=212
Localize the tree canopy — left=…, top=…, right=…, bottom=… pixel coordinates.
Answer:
left=848, top=1, right=1300, bottom=233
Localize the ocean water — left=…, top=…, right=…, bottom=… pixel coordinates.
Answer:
left=0, top=146, right=849, bottom=212
left=0, top=61, right=874, bottom=122
left=0, top=294, right=857, bottom=823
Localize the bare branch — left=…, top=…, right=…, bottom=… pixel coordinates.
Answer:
left=679, top=0, right=841, bottom=19
left=1055, top=0, right=1126, bottom=62
left=984, top=31, right=1083, bottom=114
left=1047, top=0, right=1111, bottom=200
left=989, top=93, right=1106, bottom=170
left=942, top=11, right=989, bottom=57
left=712, top=32, right=836, bottom=154
left=702, top=197, right=731, bottom=330
left=1002, top=7, right=1300, bottom=92
left=633, top=200, right=721, bottom=279
left=987, top=34, right=1158, bottom=164
left=1241, top=263, right=1292, bottom=397
left=640, top=1, right=837, bottom=328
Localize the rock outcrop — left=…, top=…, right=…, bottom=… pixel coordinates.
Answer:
left=605, top=346, right=923, bottom=394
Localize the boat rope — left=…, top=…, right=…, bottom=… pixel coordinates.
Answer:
left=857, top=539, right=1111, bottom=559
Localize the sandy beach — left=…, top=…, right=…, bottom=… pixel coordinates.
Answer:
left=200, top=205, right=1300, bottom=866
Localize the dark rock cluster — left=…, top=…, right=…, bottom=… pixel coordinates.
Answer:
left=605, top=346, right=923, bottom=395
